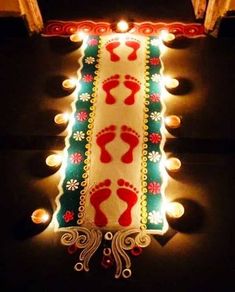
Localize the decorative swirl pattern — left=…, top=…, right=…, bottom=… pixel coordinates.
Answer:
left=43, top=20, right=205, bottom=37
left=60, top=227, right=102, bottom=272
left=63, top=23, right=78, bottom=34
left=61, top=228, right=150, bottom=278
left=111, top=229, right=151, bottom=278
left=135, top=230, right=151, bottom=247
left=137, top=23, right=155, bottom=35
left=93, top=23, right=110, bottom=34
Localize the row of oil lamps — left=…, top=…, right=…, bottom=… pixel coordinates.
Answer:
left=31, top=21, right=184, bottom=225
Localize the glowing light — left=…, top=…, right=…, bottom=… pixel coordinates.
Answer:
left=70, top=32, right=85, bottom=43
left=163, top=76, right=179, bottom=90
left=62, top=78, right=77, bottom=91
left=54, top=113, right=70, bottom=125
left=160, top=30, right=176, bottom=43
left=45, top=154, right=63, bottom=168
left=31, top=208, right=50, bottom=224
left=166, top=202, right=184, bottom=218
left=165, top=115, right=181, bottom=128
left=165, top=157, right=181, bottom=172
left=117, top=20, right=129, bottom=32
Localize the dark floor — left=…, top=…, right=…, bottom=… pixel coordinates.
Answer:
left=38, top=0, right=195, bottom=22
left=1, top=1, right=235, bottom=291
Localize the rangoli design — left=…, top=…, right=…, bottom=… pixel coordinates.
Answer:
left=45, top=21, right=205, bottom=278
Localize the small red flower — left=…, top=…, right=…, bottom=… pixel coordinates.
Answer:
left=76, top=111, right=88, bottom=121
left=63, top=210, right=74, bottom=223
left=148, top=182, right=161, bottom=194
left=82, top=74, right=93, bottom=83
left=150, top=57, right=160, bottom=66
left=88, top=38, right=98, bottom=46
left=70, top=152, right=83, bottom=164
left=149, top=133, right=161, bottom=144
left=150, top=93, right=160, bottom=103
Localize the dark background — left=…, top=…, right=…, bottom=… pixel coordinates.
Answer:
left=0, top=0, right=235, bottom=291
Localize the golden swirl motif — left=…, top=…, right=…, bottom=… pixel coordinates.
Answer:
left=60, top=227, right=102, bottom=272
left=111, top=229, right=151, bottom=278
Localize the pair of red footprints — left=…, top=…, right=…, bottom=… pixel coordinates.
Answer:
left=96, top=125, right=139, bottom=164
left=105, top=39, right=140, bottom=62
left=90, top=178, right=138, bottom=227
left=102, top=74, right=141, bottom=105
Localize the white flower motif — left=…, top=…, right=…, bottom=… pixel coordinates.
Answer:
left=73, top=131, right=85, bottom=141
left=66, top=179, right=79, bottom=191
left=151, top=73, right=161, bottom=82
left=85, top=56, right=95, bottom=64
left=150, top=111, right=161, bottom=121
left=150, top=38, right=160, bottom=46
left=148, top=210, right=163, bottom=224
left=79, top=92, right=91, bottom=102
left=148, top=151, right=161, bottom=163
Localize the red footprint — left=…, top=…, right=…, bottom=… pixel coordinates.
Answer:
left=123, top=75, right=141, bottom=105
left=102, top=74, right=120, bottom=104
left=96, top=125, right=116, bottom=163
left=125, top=39, right=140, bottom=61
left=90, top=179, right=111, bottom=227
left=117, top=179, right=138, bottom=226
left=120, top=125, right=139, bottom=163
left=105, top=39, right=120, bottom=62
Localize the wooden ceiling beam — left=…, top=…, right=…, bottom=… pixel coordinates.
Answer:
left=0, top=0, right=43, bottom=34
left=192, top=0, right=235, bottom=36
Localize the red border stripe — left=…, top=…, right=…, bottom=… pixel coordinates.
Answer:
left=42, top=20, right=205, bottom=37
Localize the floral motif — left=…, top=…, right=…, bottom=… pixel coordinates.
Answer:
left=73, top=131, right=85, bottom=141
left=148, top=151, right=161, bottom=163
left=82, top=74, right=93, bottom=83
left=70, top=152, right=83, bottom=164
left=150, top=38, right=160, bottom=46
left=63, top=210, right=74, bottom=223
left=66, top=179, right=79, bottom=191
left=150, top=93, right=160, bottom=103
left=150, top=57, right=160, bottom=66
left=148, top=210, right=163, bottom=224
left=149, top=133, right=161, bottom=144
left=88, top=38, right=98, bottom=46
left=150, top=111, right=161, bottom=121
left=79, top=92, right=91, bottom=102
left=151, top=73, right=161, bottom=82
left=148, top=181, right=161, bottom=194
left=85, top=56, right=95, bottom=64
left=76, top=111, right=88, bottom=121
